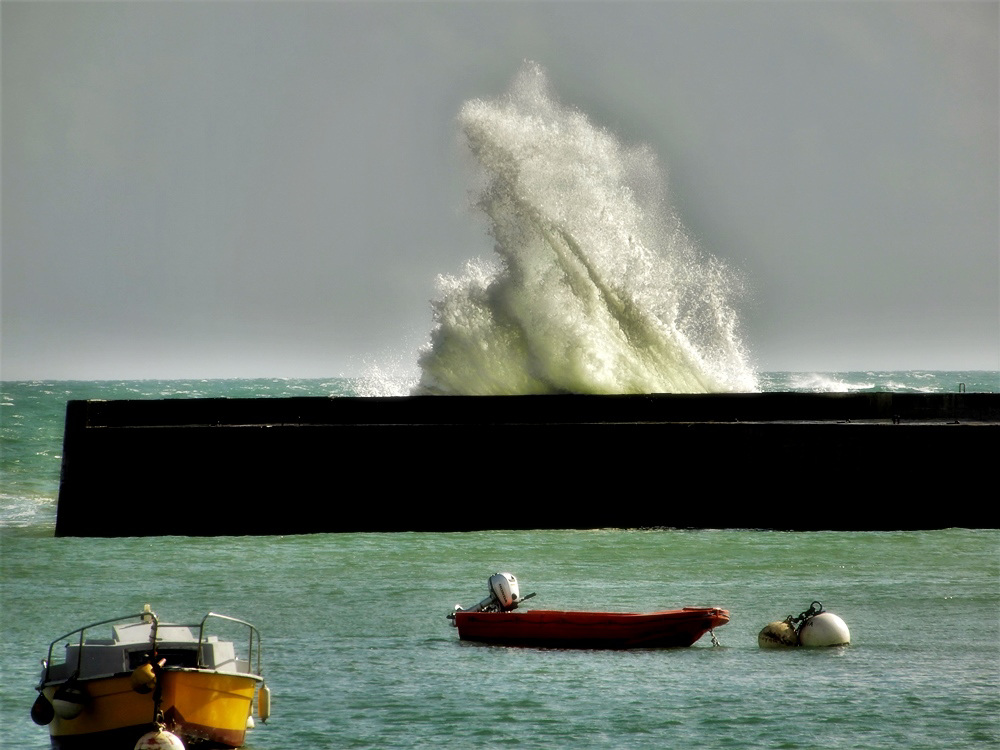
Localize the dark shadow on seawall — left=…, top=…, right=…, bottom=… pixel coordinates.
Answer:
left=55, top=393, right=1000, bottom=536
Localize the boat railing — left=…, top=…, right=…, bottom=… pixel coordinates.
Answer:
left=39, top=609, right=263, bottom=687
left=40, top=610, right=158, bottom=686
left=197, top=612, right=262, bottom=677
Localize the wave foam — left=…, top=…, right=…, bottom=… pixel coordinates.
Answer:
left=415, top=64, right=757, bottom=395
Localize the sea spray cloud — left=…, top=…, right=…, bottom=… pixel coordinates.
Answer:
left=415, top=63, right=758, bottom=395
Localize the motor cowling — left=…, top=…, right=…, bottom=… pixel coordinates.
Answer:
left=488, top=573, right=520, bottom=610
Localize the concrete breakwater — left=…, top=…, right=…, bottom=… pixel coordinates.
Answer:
left=55, top=393, right=998, bottom=536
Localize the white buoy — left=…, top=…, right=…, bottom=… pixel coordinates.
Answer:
left=134, top=728, right=185, bottom=750
left=758, top=602, right=851, bottom=648
left=799, top=611, right=851, bottom=647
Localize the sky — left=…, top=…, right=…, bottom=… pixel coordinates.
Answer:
left=2, top=1, right=997, bottom=381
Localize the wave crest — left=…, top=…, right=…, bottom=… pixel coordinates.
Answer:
left=415, top=63, right=758, bottom=395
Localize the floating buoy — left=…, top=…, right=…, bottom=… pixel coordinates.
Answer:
left=30, top=693, right=55, bottom=726
left=799, top=611, right=851, bottom=647
left=131, top=662, right=156, bottom=693
left=758, top=601, right=850, bottom=648
left=51, top=681, right=87, bottom=719
left=134, top=728, right=185, bottom=750
left=757, top=619, right=798, bottom=648
left=257, top=683, right=271, bottom=723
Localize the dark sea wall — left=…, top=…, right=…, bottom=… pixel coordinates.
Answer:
left=55, top=393, right=999, bottom=536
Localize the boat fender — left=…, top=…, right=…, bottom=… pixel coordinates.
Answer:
left=798, top=611, right=850, bottom=647
left=757, top=619, right=798, bottom=648
left=257, top=683, right=271, bottom=723
left=131, top=662, right=157, bottom=694
left=51, top=679, right=88, bottom=720
left=134, top=728, right=185, bottom=750
left=30, top=693, right=55, bottom=726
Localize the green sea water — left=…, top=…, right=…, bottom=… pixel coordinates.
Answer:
left=2, top=529, right=998, bottom=748
left=1, top=376, right=998, bottom=748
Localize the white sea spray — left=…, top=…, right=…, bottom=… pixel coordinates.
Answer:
left=414, top=63, right=758, bottom=395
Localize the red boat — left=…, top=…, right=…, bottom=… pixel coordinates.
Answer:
left=453, top=607, right=730, bottom=649
left=449, top=573, right=729, bottom=649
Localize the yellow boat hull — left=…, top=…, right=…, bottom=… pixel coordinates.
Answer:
left=161, top=670, right=260, bottom=746
left=43, top=670, right=261, bottom=748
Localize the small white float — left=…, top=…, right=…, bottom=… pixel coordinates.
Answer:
left=134, top=727, right=185, bottom=750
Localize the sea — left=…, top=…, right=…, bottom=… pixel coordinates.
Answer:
left=1, top=374, right=998, bottom=749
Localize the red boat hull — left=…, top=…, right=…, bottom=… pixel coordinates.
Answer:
left=454, top=607, right=729, bottom=649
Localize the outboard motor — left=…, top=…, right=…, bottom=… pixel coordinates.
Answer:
left=488, top=573, right=520, bottom=610
left=450, top=573, right=535, bottom=620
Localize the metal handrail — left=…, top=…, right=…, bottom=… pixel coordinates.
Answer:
left=39, top=609, right=263, bottom=688
left=197, top=612, right=263, bottom=677
left=41, top=610, right=158, bottom=686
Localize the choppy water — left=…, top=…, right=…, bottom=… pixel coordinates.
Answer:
left=1, top=375, right=998, bottom=748
left=2, top=528, right=997, bottom=749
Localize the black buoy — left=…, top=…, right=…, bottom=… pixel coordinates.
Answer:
left=30, top=693, right=54, bottom=726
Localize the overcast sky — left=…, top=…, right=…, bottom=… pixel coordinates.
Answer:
left=2, top=1, right=997, bottom=380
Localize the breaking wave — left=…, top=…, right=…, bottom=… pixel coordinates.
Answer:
left=415, top=63, right=757, bottom=395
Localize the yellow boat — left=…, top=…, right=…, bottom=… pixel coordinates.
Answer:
left=31, top=607, right=269, bottom=748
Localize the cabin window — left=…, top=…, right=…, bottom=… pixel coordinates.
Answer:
left=127, top=648, right=199, bottom=669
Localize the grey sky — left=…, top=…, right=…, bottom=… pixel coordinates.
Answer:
left=2, top=1, right=997, bottom=380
